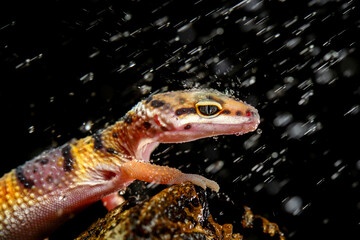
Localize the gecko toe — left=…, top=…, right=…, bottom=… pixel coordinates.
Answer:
left=176, top=173, right=220, bottom=192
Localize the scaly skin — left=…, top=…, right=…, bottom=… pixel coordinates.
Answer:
left=0, top=89, right=260, bottom=239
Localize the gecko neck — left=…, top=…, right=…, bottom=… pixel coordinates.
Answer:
left=105, top=101, right=163, bottom=162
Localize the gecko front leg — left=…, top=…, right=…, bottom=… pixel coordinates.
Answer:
left=101, top=161, right=219, bottom=211
left=120, top=161, right=219, bottom=192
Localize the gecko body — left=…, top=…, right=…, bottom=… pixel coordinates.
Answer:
left=0, top=89, right=260, bottom=239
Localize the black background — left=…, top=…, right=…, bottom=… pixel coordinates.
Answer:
left=1, top=0, right=360, bottom=239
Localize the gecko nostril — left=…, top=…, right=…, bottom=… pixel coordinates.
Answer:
left=246, top=110, right=253, bottom=117
left=246, top=110, right=258, bottom=118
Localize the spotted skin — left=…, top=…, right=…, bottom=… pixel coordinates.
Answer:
left=0, top=89, right=260, bottom=239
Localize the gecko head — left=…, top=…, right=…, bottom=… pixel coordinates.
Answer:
left=142, top=89, right=260, bottom=144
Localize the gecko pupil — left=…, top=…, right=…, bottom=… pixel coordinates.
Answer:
left=197, top=105, right=220, bottom=116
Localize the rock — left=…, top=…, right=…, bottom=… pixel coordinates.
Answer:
left=76, top=182, right=285, bottom=240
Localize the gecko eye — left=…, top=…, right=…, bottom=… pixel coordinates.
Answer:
left=196, top=101, right=222, bottom=118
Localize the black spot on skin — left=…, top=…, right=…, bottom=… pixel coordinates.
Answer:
left=184, top=124, right=191, bottom=130
left=16, top=166, right=34, bottom=189
left=124, top=114, right=133, bottom=124
left=46, top=176, right=53, bottom=183
left=236, top=111, right=242, bottom=116
left=106, top=148, right=117, bottom=154
left=112, top=132, right=118, bottom=138
left=40, top=158, right=49, bottom=165
left=33, top=167, right=38, bottom=173
left=222, top=109, right=231, bottom=114
left=143, top=122, right=151, bottom=129
left=175, top=107, right=196, bottom=116
left=92, top=132, right=103, bottom=150
left=150, top=100, right=165, bottom=108
left=62, top=145, right=74, bottom=172
left=178, top=97, right=186, bottom=104
left=145, top=96, right=153, bottom=104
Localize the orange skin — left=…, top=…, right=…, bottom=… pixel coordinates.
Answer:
left=0, top=89, right=260, bottom=239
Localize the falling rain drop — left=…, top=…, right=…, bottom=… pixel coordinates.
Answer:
left=80, top=72, right=94, bottom=83
left=315, top=68, right=336, bottom=85
left=273, top=112, right=293, bottom=127
left=214, top=59, right=232, bottom=76
left=177, top=23, right=196, bottom=44
left=243, top=134, right=260, bottom=149
left=287, top=122, right=307, bottom=139
left=28, top=126, right=35, bottom=134
left=205, top=160, right=225, bottom=174
left=284, top=196, right=303, bottom=215
left=356, top=160, right=360, bottom=170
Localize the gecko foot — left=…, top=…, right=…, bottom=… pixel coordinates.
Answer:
left=172, top=173, right=220, bottom=192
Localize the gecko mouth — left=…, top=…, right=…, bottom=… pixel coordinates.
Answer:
left=156, top=119, right=260, bottom=145
left=191, top=121, right=259, bottom=135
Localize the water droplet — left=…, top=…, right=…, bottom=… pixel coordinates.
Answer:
left=334, top=159, right=342, bottom=167
left=273, top=112, right=293, bottom=127
left=339, top=57, right=359, bottom=77
left=205, top=160, right=224, bottom=174
left=298, top=90, right=314, bottom=105
left=265, top=181, right=281, bottom=195
left=243, top=134, right=260, bottom=149
left=178, top=23, right=196, bottom=44
left=80, top=121, right=93, bottom=133
left=356, top=160, right=360, bottom=170
left=344, top=105, right=359, bottom=116
left=124, top=13, right=132, bottom=21
left=80, top=72, right=94, bottom=83
left=286, top=122, right=305, bottom=139
left=285, top=37, right=301, bottom=49
left=251, top=163, right=264, bottom=172
left=214, top=59, right=232, bottom=76
left=233, top=156, right=243, bottom=163
left=256, top=128, right=262, bottom=134
left=109, top=33, right=123, bottom=42
left=139, top=85, right=152, bottom=95
left=28, top=126, right=35, bottom=134
left=315, top=68, right=336, bottom=85
left=284, top=196, right=303, bottom=215
left=331, top=172, right=340, bottom=180
left=143, top=72, right=154, bottom=82
left=244, top=0, right=264, bottom=12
